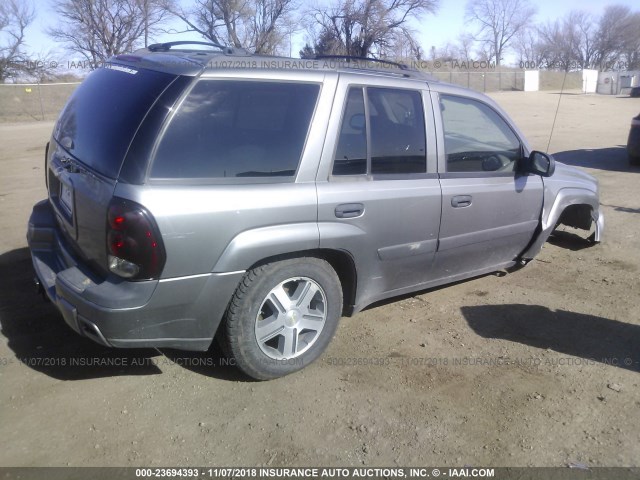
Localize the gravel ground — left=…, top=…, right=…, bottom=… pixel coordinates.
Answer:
left=0, top=90, right=639, bottom=468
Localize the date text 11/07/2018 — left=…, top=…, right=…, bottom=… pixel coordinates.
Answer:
left=135, top=467, right=496, bottom=478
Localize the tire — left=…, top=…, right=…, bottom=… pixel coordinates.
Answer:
left=222, top=258, right=343, bottom=380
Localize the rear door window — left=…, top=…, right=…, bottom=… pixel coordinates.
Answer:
left=54, top=65, right=176, bottom=179
left=332, top=86, right=427, bottom=176
left=151, top=81, right=320, bottom=179
left=368, top=88, right=426, bottom=174
left=333, top=88, right=367, bottom=175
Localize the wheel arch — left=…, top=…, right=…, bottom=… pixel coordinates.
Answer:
left=219, top=252, right=354, bottom=379
left=246, top=249, right=358, bottom=317
left=521, top=187, right=603, bottom=259
left=556, top=203, right=594, bottom=231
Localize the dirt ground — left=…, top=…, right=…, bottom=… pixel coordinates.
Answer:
left=0, top=90, right=639, bottom=468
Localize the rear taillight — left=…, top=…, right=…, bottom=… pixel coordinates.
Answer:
left=106, top=198, right=165, bottom=280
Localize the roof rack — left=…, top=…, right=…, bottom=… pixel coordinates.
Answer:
left=147, top=41, right=235, bottom=54
left=313, top=55, right=409, bottom=71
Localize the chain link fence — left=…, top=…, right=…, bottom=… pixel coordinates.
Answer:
left=429, top=70, right=525, bottom=92
left=0, top=82, right=79, bottom=122
left=426, top=70, right=583, bottom=93
left=0, top=70, right=590, bottom=122
left=538, top=71, right=583, bottom=91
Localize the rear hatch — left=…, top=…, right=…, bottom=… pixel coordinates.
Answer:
left=47, top=64, right=178, bottom=276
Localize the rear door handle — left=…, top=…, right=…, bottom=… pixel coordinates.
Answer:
left=335, top=203, right=364, bottom=218
left=451, top=195, right=472, bottom=208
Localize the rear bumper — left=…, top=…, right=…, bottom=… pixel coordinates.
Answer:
left=27, top=200, right=244, bottom=351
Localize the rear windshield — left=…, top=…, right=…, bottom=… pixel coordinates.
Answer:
left=151, top=80, right=320, bottom=179
left=54, top=65, right=176, bottom=178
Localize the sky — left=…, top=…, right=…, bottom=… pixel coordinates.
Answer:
left=18, top=0, right=639, bottom=68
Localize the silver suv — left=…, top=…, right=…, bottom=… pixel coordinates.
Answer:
left=27, top=42, right=603, bottom=380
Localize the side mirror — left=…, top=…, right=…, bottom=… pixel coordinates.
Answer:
left=523, top=150, right=555, bottom=177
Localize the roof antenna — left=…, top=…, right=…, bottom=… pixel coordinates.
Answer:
left=546, top=52, right=572, bottom=153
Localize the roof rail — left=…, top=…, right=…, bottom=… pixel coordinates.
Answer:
left=313, top=55, right=409, bottom=71
left=147, top=41, right=235, bottom=54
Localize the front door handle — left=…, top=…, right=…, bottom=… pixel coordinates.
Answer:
left=451, top=195, right=472, bottom=208
left=335, top=203, right=364, bottom=218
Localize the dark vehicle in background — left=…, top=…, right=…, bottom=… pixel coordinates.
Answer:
left=628, top=113, right=640, bottom=166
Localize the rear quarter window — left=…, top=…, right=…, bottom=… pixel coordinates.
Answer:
left=54, top=65, right=176, bottom=178
left=151, top=80, right=320, bottom=180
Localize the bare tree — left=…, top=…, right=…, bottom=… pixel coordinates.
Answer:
left=163, top=0, right=296, bottom=55
left=300, top=29, right=341, bottom=57
left=513, top=29, right=534, bottom=64
left=303, top=0, right=439, bottom=58
left=594, top=5, right=640, bottom=69
left=465, top=0, right=536, bottom=66
left=537, top=18, right=578, bottom=71
left=162, top=0, right=248, bottom=48
left=251, top=0, right=296, bottom=54
left=350, top=28, right=420, bottom=61
left=20, top=51, right=63, bottom=82
left=534, top=6, right=640, bottom=71
left=475, top=41, right=495, bottom=63
left=536, top=11, right=595, bottom=71
left=0, top=0, right=35, bottom=82
left=620, top=11, right=640, bottom=70
left=434, top=42, right=457, bottom=63
left=48, top=0, right=168, bottom=67
left=572, top=11, right=598, bottom=69
left=456, top=33, right=474, bottom=62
